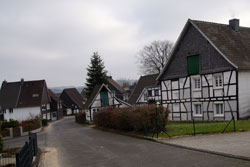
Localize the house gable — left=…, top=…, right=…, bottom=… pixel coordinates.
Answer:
left=160, top=22, right=235, bottom=81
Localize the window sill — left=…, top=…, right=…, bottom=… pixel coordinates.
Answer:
left=214, top=114, right=224, bottom=117
left=213, top=87, right=223, bottom=90
left=192, top=89, right=201, bottom=92
left=193, top=115, right=203, bottom=117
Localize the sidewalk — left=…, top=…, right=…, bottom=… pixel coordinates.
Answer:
left=158, top=131, right=250, bottom=160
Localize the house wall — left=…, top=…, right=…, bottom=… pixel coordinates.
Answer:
left=86, top=90, right=131, bottom=122
left=137, top=87, right=161, bottom=104
left=238, top=70, right=250, bottom=118
left=161, top=24, right=235, bottom=81
left=161, top=70, right=238, bottom=121
left=4, top=107, right=41, bottom=121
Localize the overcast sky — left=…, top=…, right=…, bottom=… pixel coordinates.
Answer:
left=1, top=0, right=250, bottom=87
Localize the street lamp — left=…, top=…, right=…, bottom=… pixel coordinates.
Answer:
left=111, top=91, right=115, bottom=109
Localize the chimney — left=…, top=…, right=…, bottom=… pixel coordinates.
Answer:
left=229, top=19, right=240, bottom=32
left=1, top=80, right=7, bottom=89
left=21, top=78, right=24, bottom=85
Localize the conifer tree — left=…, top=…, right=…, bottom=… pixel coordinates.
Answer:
left=85, top=52, right=107, bottom=98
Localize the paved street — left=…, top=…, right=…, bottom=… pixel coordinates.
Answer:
left=4, top=117, right=250, bottom=167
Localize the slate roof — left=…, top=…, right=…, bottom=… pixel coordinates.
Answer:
left=83, top=84, right=103, bottom=109
left=61, top=88, right=85, bottom=108
left=158, top=19, right=250, bottom=80
left=48, top=89, right=62, bottom=102
left=128, top=74, right=159, bottom=105
left=106, top=76, right=125, bottom=100
left=0, top=80, right=49, bottom=109
left=107, top=77, right=124, bottom=94
left=190, top=19, right=250, bottom=69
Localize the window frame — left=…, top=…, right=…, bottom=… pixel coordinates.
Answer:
left=213, top=73, right=223, bottom=89
left=147, top=89, right=152, bottom=97
left=193, top=103, right=202, bottom=117
left=214, top=102, right=224, bottom=117
left=192, top=76, right=201, bottom=91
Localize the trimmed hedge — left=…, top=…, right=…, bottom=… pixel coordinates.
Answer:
left=93, top=105, right=169, bottom=132
left=1, top=120, right=19, bottom=130
left=41, top=119, right=48, bottom=126
left=0, top=134, right=3, bottom=152
left=75, top=113, right=86, bottom=124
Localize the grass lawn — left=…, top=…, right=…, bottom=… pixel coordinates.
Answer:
left=158, top=120, right=250, bottom=137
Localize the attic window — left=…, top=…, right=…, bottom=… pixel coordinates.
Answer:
left=32, top=94, right=39, bottom=97
left=187, top=55, right=199, bottom=75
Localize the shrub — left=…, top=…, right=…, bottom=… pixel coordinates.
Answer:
left=75, top=112, right=86, bottom=124
left=1, top=120, right=19, bottom=130
left=41, top=119, right=48, bottom=127
left=0, top=129, right=10, bottom=137
left=21, top=116, right=41, bottom=132
left=0, top=134, right=3, bottom=152
left=93, top=105, right=169, bottom=132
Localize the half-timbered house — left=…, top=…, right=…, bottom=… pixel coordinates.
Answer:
left=60, top=88, right=85, bottom=115
left=157, top=19, right=250, bottom=121
left=128, top=74, right=161, bottom=105
left=84, top=84, right=131, bottom=122
left=47, top=89, right=64, bottom=120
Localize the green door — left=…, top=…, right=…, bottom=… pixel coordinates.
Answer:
left=187, top=55, right=199, bottom=75
left=100, top=92, right=109, bottom=107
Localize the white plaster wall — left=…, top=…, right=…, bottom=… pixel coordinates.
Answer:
left=238, top=71, right=250, bottom=118
left=4, top=107, right=41, bottom=121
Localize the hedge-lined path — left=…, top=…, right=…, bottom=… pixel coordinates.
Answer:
left=5, top=117, right=250, bottom=167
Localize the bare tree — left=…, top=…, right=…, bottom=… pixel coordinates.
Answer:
left=137, top=40, right=174, bottom=75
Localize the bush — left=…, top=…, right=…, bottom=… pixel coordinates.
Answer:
left=41, top=119, right=48, bottom=127
left=0, top=129, right=10, bottom=137
left=0, top=134, right=3, bottom=152
left=93, top=105, right=169, bottom=132
left=21, top=116, right=41, bottom=132
left=1, top=120, right=19, bottom=130
left=75, top=112, right=86, bottom=124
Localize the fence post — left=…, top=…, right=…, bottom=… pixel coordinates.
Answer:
left=9, top=128, right=13, bottom=139
left=192, top=119, right=196, bottom=135
left=20, top=126, right=23, bottom=136
left=16, top=153, right=20, bottom=167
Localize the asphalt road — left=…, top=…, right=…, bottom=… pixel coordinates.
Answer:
left=4, top=117, right=250, bottom=167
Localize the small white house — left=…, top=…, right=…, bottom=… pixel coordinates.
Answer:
left=84, top=84, right=131, bottom=122
left=128, top=74, right=161, bottom=106
left=0, top=79, right=50, bottom=121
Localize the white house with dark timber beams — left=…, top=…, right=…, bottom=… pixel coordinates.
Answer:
left=157, top=19, right=250, bottom=121
left=128, top=74, right=161, bottom=106
left=84, top=84, right=131, bottom=122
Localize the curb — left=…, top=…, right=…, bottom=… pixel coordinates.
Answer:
left=93, top=126, right=250, bottom=162
left=33, top=148, right=42, bottom=167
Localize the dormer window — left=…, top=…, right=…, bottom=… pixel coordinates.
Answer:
left=32, top=94, right=39, bottom=97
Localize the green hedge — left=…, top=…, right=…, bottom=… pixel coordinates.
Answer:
left=0, top=134, right=3, bottom=152
left=1, top=120, right=19, bottom=130
left=93, top=105, right=169, bottom=132
left=75, top=113, right=86, bottom=124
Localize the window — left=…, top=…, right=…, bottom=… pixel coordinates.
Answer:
left=214, top=103, right=224, bottom=116
left=155, top=89, right=159, bottom=96
left=144, top=91, right=148, bottom=101
left=9, top=109, right=13, bottom=113
left=148, top=90, right=152, bottom=97
left=193, top=104, right=202, bottom=116
left=192, top=77, right=201, bottom=90
left=187, top=55, right=199, bottom=75
left=214, top=74, right=223, bottom=88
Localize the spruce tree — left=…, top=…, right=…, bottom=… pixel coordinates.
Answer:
left=85, top=52, right=107, bottom=98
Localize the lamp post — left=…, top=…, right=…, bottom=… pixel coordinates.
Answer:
left=111, top=91, right=115, bottom=109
